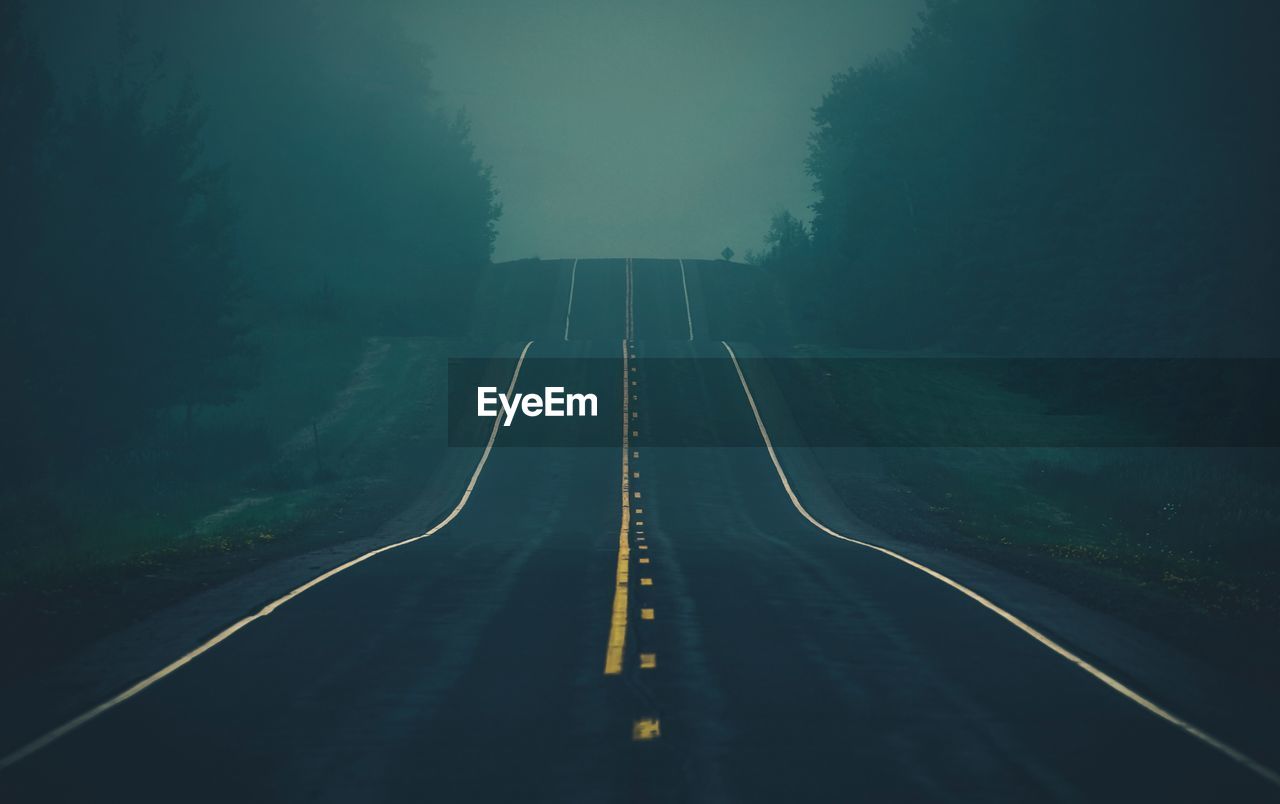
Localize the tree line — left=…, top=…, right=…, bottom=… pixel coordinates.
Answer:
left=761, top=0, right=1279, bottom=356
left=0, top=1, right=500, bottom=483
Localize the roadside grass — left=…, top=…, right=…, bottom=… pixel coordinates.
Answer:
left=777, top=348, right=1280, bottom=686
left=877, top=447, right=1280, bottom=617
left=0, top=319, right=469, bottom=683
left=0, top=318, right=364, bottom=588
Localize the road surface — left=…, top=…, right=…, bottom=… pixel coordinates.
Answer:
left=1, top=258, right=1277, bottom=802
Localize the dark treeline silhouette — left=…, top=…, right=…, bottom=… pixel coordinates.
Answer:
left=3, top=7, right=243, bottom=480
left=746, top=0, right=1280, bottom=650
left=771, top=0, right=1279, bottom=356
left=182, top=1, right=500, bottom=330
left=0, top=0, right=499, bottom=483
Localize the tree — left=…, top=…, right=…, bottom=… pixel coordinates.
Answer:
left=0, top=0, right=58, bottom=479
left=758, top=211, right=811, bottom=267
left=783, top=0, right=1280, bottom=355
left=35, top=39, right=252, bottom=459
left=187, top=0, right=502, bottom=331
left=721, top=247, right=735, bottom=262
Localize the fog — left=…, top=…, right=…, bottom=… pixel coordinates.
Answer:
left=30, top=0, right=922, bottom=262
left=414, top=0, right=923, bottom=260
left=6, top=2, right=1280, bottom=790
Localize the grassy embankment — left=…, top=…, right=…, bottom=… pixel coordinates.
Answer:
left=0, top=317, right=468, bottom=684
left=775, top=349, right=1280, bottom=688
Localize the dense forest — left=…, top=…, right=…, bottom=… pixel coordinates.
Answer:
left=0, top=0, right=499, bottom=485
left=761, top=0, right=1279, bottom=356
left=742, top=0, right=1280, bottom=672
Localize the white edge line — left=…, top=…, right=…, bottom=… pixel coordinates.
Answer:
left=719, top=339, right=1280, bottom=790
left=563, top=258, right=578, bottom=341
left=678, top=258, right=694, bottom=342
left=0, top=340, right=537, bottom=772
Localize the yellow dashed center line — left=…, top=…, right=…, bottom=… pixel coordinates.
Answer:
left=625, top=257, right=634, bottom=341
left=632, top=719, right=661, bottom=741
left=611, top=259, right=669, bottom=744
left=603, top=335, right=632, bottom=676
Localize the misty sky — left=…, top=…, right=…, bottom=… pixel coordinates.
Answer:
left=32, top=0, right=923, bottom=263
left=416, top=0, right=923, bottom=261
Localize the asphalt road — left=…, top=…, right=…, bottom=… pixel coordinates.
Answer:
left=2, top=258, right=1277, bottom=802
